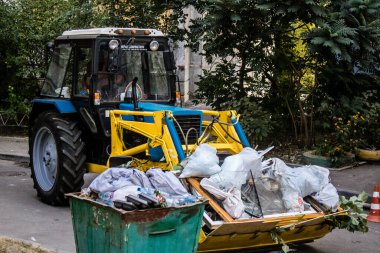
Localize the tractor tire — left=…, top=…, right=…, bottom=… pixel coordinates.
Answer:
left=30, top=111, right=86, bottom=205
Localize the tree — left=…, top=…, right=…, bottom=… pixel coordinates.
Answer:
left=0, top=1, right=18, bottom=99
left=0, top=0, right=186, bottom=102
left=95, top=0, right=186, bottom=40
left=186, top=0, right=380, bottom=146
left=14, top=0, right=108, bottom=95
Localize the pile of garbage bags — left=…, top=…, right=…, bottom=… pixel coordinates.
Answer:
left=84, top=168, right=199, bottom=211
left=86, top=143, right=339, bottom=219
left=180, top=144, right=339, bottom=219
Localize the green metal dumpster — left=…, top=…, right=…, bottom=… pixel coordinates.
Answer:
left=66, top=193, right=206, bottom=253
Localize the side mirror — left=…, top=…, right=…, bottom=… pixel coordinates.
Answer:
left=46, top=41, right=55, bottom=52
left=45, top=42, right=55, bottom=69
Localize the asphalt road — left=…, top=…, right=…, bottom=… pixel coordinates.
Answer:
left=0, top=159, right=379, bottom=253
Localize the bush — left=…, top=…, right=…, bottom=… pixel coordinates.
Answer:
left=221, top=96, right=273, bottom=145
left=4, top=85, right=31, bottom=121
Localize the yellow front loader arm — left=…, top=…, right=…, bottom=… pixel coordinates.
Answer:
left=87, top=109, right=246, bottom=173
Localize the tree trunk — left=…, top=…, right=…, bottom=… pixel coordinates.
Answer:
left=238, top=53, right=246, bottom=93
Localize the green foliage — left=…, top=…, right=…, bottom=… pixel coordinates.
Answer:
left=326, top=192, right=369, bottom=233
left=316, top=112, right=365, bottom=165
left=0, top=0, right=379, bottom=148
left=0, top=0, right=109, bottom=101
left=0, top=1, right=19, bottom=98
left=188, top=0, right=380, bottom=147
left=0, top=0, right=184, bottom=102
left=309, top=0, right=380, bottom=71
left=96, top=0, right=186, bottom=39
left=4, top=85, right=31, bottom=121
left=222, top=96, right=273, bottom=143
left=360, top=92, right=380, bottom=149
left=194, top=61, right=245, bottom=110
left=269, top=227, right=291, bottom=253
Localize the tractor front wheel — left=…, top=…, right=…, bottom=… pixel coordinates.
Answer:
left=30, top=112, right=86, bottom=205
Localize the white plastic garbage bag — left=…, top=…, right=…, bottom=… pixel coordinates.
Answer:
left=146, top=168, right=190, bottom=197
left=249, top=146, right=274, bottom=178
left=314, top=183, right=339, bottom=209
left=200, top=178, right=245, bottom=218
left=179, top=144, right=221, bottom=178
left=210, top=154, right=245, bottom=189
left=280, top=187, right=305, bottom=212
left=260, top=158, right=334, bottom=212
left=210, top=147, right=266, bottom=189
left=112, top=185, right=140, bottom=202
left=274, top=161, right=330, bottom=197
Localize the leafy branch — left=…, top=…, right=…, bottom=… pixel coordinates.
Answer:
left=270, top=227, right=291, bottom=253
left=325, top=192, right=369, bottom=233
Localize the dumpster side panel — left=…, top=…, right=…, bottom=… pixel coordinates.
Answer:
left=90, top=206, right=126, bottom=253
left=70, top=197, right=129, bottom=253
left=126, top=205, right=204, bottom=253
left=68, top=194, right=205, bottom=253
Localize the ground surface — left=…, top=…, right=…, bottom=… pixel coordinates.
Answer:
left=1, top=159, right=380, bottom=253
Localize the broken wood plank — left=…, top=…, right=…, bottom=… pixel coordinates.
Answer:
left=187, top=178, right=234, bottom=222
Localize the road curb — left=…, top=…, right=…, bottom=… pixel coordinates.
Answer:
left=0, top=154, right=29, bottom=163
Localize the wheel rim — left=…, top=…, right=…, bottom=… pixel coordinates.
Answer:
left=33, top=126, right=58, bottom=191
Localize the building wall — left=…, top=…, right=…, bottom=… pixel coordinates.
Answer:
left=173, top=6, right=205, bottom=103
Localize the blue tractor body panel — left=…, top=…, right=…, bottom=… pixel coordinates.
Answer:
left=32, top=99, right=77, bottom=113
left=120, top=102, right=203, bottom=162
left=120, top=102, right=202, bottom=119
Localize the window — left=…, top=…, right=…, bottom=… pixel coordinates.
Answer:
left=93, top=39, right=172, bottom=103
left=147, top=51, right=169, bottom=100
left=75, top=48, right=92, bottom=96
left=41, top=44, right=72, bottom=98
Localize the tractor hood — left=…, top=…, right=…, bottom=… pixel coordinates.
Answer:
left=119, top=102, right=202, bottom=117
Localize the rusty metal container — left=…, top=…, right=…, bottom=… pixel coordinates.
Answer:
left=66, top=193, right=206, bottom=253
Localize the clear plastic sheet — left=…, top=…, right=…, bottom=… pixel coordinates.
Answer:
left=254, top=177, right=287, bottom=215
left=240, top=183, right=262, bottom=217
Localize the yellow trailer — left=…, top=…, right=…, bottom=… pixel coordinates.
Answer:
left=86, top=108, right=346, bottom=252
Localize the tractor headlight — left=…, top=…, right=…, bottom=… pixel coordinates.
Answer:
left=149, top=40, right=159, bottom=51
left=109, top=39, right=119, bottom=50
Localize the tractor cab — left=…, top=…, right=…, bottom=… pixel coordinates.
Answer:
left=41, top=28, right=177, bottom=106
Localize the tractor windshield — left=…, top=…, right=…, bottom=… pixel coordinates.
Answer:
left=94, top=38, right=173, bottom=103
left=41, top=44, right=72, bottom=98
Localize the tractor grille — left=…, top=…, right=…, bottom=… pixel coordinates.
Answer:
left=173, top=115, right=201, bottom=145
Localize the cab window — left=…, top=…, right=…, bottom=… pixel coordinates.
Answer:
left=41, top=44, right=72, bottom=98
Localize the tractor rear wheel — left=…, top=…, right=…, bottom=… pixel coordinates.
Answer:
left=30, top=112, right=86, bottom=205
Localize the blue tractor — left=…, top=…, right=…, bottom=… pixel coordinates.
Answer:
left=28, top=28, right=186, bottom=205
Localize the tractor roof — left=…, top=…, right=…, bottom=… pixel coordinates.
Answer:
left=57, top=27, right=165, bottom=40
